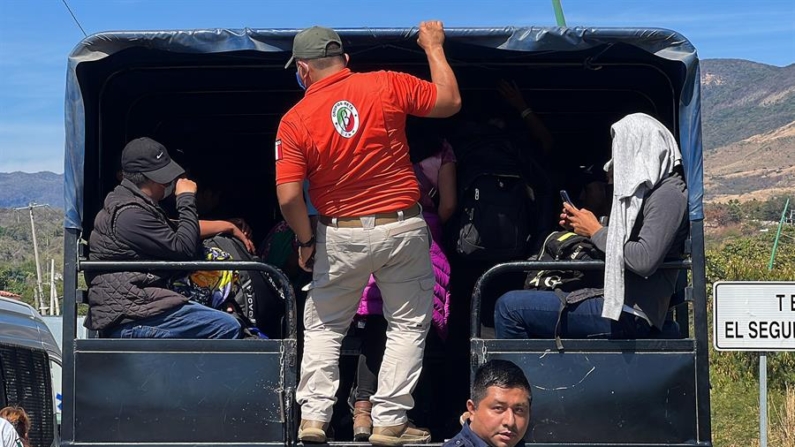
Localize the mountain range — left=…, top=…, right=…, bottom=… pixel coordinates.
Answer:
left=701, top=59, right=795, bottom=202
left=0, top=171, right=64, bottom=209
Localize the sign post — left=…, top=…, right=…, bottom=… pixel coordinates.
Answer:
left=714, top=281, right=795, bottom=446
left=715, top=282, right=795, bottom=351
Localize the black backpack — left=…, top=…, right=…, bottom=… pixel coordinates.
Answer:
left=204, top=234, right=284, bottom=338
left=524, top=230, right=603, bottom=292
left=454, top=135, right=537, bottom=261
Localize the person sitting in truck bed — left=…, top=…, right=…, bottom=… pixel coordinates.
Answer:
left=85, top=137, right=248, bottom=339
left=494, top=113, right=689, bottom=340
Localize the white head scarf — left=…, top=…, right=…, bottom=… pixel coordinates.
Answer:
left=601, top=113, right=682, bottom=321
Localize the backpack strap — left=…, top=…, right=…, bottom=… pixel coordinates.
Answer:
left=414, top=155, right=442, bottom=207
left=553, top=288, right=567, bottom=351
left=552, top=287, right=605, bottom=351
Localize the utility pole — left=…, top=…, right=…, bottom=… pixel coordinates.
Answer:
left=50, top=259, right=59, bottom=316
left=14, top=202, right=49, bottom=314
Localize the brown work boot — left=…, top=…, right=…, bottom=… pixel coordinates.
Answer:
left=369, top=422, right=431, bottom=446
left=352, top=400, right=373, bottom=441
left=297, top=419, right=329, bottom=443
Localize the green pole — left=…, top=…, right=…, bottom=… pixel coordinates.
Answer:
left=768, top=198, right=790, bottom=271
left=552, top=0, right=567, bottom=27
left=761, top=197, right=787, bottom=447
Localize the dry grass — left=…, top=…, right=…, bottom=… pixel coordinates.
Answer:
left=708, top=187, right=795, bottom=204
left=703, top=119, right=795, bottom=203
left=721, top=386, right=795, bottom=447
left=772, top=385, right=795, bottom=447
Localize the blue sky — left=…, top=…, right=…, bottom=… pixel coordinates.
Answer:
left=1, top=0, right=793, bottom=173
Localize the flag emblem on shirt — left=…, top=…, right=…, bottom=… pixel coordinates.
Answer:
left=275, top=139, right=283, bottom=161
left=331, top=100, right=360, bottom=139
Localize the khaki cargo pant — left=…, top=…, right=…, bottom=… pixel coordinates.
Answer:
left=295, top=214, right=434, bottom=427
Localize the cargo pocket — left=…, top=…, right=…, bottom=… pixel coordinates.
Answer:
left=378, top=273, right=435, bottom=331
left=419, top=276, right=435, bottom=291
left=416, top=276, right=436, bottom=327
left=311, top=241, right=331, bottom=285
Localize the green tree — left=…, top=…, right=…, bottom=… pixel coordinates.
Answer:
left=0, top=265, right=36, bottom=308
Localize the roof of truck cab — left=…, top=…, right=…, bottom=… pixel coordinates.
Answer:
left=63, top=26, right=704, bottom=228
left=0, top=296, right=62, bottom=361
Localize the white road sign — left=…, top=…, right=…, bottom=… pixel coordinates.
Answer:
left=713, top=281, right=795, bottom=351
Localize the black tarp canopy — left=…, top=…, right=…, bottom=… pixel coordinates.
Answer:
left=63, top=26, right=704, bottom=229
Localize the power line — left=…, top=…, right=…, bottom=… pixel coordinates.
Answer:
left=60, top=0, right=87, bottom=38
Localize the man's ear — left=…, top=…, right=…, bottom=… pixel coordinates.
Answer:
left=296, top=61, right=309, bottom=76
left=344, top=53, right=350, bottom=66
left=466, top=399, right=476, bottom=414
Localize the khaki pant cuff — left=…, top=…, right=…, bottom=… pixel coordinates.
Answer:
left=372, top=416, right=409, bottom=427
left=300, top=413, right=332, bottom=424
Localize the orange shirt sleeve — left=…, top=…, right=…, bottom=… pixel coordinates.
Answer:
left=274, top=114, right=309, bottom=185
left=384, top=71, right=438, bottom=117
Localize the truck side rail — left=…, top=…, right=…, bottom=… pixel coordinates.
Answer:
left=79, top=260, right=297, bottom=340
left=467, top=258, right=712, bottom=446
left=64, top=258, right=299, bottom=446
left=470, top=259, right=691, bottom=338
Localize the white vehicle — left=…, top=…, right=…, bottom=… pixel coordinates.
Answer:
left=0, top=297, right=61, bottom=447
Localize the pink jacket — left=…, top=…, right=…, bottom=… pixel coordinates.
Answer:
left=357, top=212, right=451, bottom=340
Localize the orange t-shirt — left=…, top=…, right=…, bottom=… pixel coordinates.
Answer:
left=275, top=68, right=438, bottom=217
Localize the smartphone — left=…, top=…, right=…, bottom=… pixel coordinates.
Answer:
left=560, top=189, right=574, bottom=207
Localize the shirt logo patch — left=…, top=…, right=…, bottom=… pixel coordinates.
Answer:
left=331, top=100, right=360, bottom=139
left=274, top=139, right=283, bottom=161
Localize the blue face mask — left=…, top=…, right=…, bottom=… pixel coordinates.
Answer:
left=295, top=71, right=307, bottom=90
left=163, top=180, right=175, bottom=198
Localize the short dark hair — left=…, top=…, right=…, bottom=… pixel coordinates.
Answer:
left=303, top=43, right=345, bottom=70
left=471, top=360, right=532, bottom=407
left=122, top=171, right=148, bottom=187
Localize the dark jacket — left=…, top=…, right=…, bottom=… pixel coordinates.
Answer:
left=443, top=422, right=526, bottom=447
left=86, top=179, right=200, bottom=330
left=590, top=172, right=689, bottom=328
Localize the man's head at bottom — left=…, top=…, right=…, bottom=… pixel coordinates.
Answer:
left=467, top=359, right=532, bottom=447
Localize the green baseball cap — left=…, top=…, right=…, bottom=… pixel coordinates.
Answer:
left=284, top=26, right=344, bottom=69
